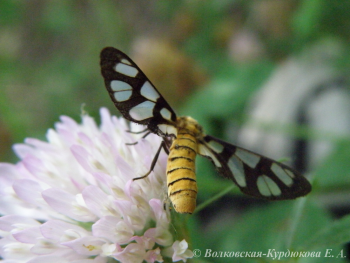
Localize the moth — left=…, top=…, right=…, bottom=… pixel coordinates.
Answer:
left=100, top=47, right=311, bottom=214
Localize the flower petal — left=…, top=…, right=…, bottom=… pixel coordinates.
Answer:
left=145, top=247, right=163, bottom=263
left=40, top=219, right=89, bottom=242
left=42, top=188, right=97, bottom=222
left=13, top=179, right=46, bottom=206
left=92, top=216, right=133, bottom=244
left=62, top=236, right=106, bottom=256
left=82, top=185, right=116, bottom=218
left=112, top=243, right=146, bottom=263
left=27, top=255, right=69, bottom=263
left=13, top=226, right=42, bottom=244
left=171, top=240, right=194, bottom=262
left=144, top=227, right=172, bottom=247
left=149, top=199, right=169, bottom=227
left=0, top=215, right=40, bottom=232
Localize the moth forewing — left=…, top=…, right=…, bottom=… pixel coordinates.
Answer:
left=100, top=47, right=177, bottom=136
left=100, top=47, right=312, bottom=214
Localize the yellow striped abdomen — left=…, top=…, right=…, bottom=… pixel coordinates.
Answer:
left=167, top=131, right=198, bottom=214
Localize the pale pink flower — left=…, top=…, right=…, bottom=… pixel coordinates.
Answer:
left=0, top=108, right=193, bottom=263
left=163, top=240, right=194, bottom=262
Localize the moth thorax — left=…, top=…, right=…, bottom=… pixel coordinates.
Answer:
left=176, top=116, right=203, bottom=137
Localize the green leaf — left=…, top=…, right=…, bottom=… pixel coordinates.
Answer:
left=202, top=200, right=332, bottom=263
left=301, top=214, right=350, bottom=250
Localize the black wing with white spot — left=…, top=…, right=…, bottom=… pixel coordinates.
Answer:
left=100, top=47, right=177, bottom=136
left=198, top=135, right=311, bottom=200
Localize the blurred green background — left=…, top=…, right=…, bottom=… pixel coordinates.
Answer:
left=2, top=1, right=350, bottom=262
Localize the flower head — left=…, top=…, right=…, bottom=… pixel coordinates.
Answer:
left=0, top=108, right=193, bottom=262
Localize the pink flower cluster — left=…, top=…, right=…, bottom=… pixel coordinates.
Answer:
left=0, top=108, right=193, bottom=262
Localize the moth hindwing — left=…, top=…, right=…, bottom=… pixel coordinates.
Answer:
left=198, top=135, right=311, bottom=200
left=100, top=47, right=312, bottom=213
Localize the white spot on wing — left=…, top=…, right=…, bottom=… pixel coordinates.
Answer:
left=121, top=58, right=131, bottom=65
left=140, top=81, right=159, bottom=102
left=235, top=148, right=260, bottom=168
left=207, top=140, right=224, bottom=153
left=271, top=163, right=293, bottom=186
left=284, top=169, right=295, bottom=179
left=257, top=175, right=281, bottom=196
left=115, top=63, right=138, bottom=77
left=111, top=80, right=133, bottom=102
left=158, top=124, right=177, bottom=136
left=227, top=155, right=246, bottom=187
left=129, top=101, right=155, bottom=120
left=114, top=91, right=132, bottom=102
left=111, top=80, right=132, bottom=91
left=160, top=108, right=172, bottom=121
left=198, top=144, right=221, bottom=167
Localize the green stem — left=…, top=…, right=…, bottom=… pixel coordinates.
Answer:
left=285, top=196, right=308, bottom=249
left=194, top=185, right=235, bottom=214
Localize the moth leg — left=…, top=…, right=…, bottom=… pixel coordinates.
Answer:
left=160, top=135, right=171, bottom=155
left=133, top=140, right=168, bottom=180
left=126, top=131, right=152, bottom=145
left=126, top=127, right=149, bottom=134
